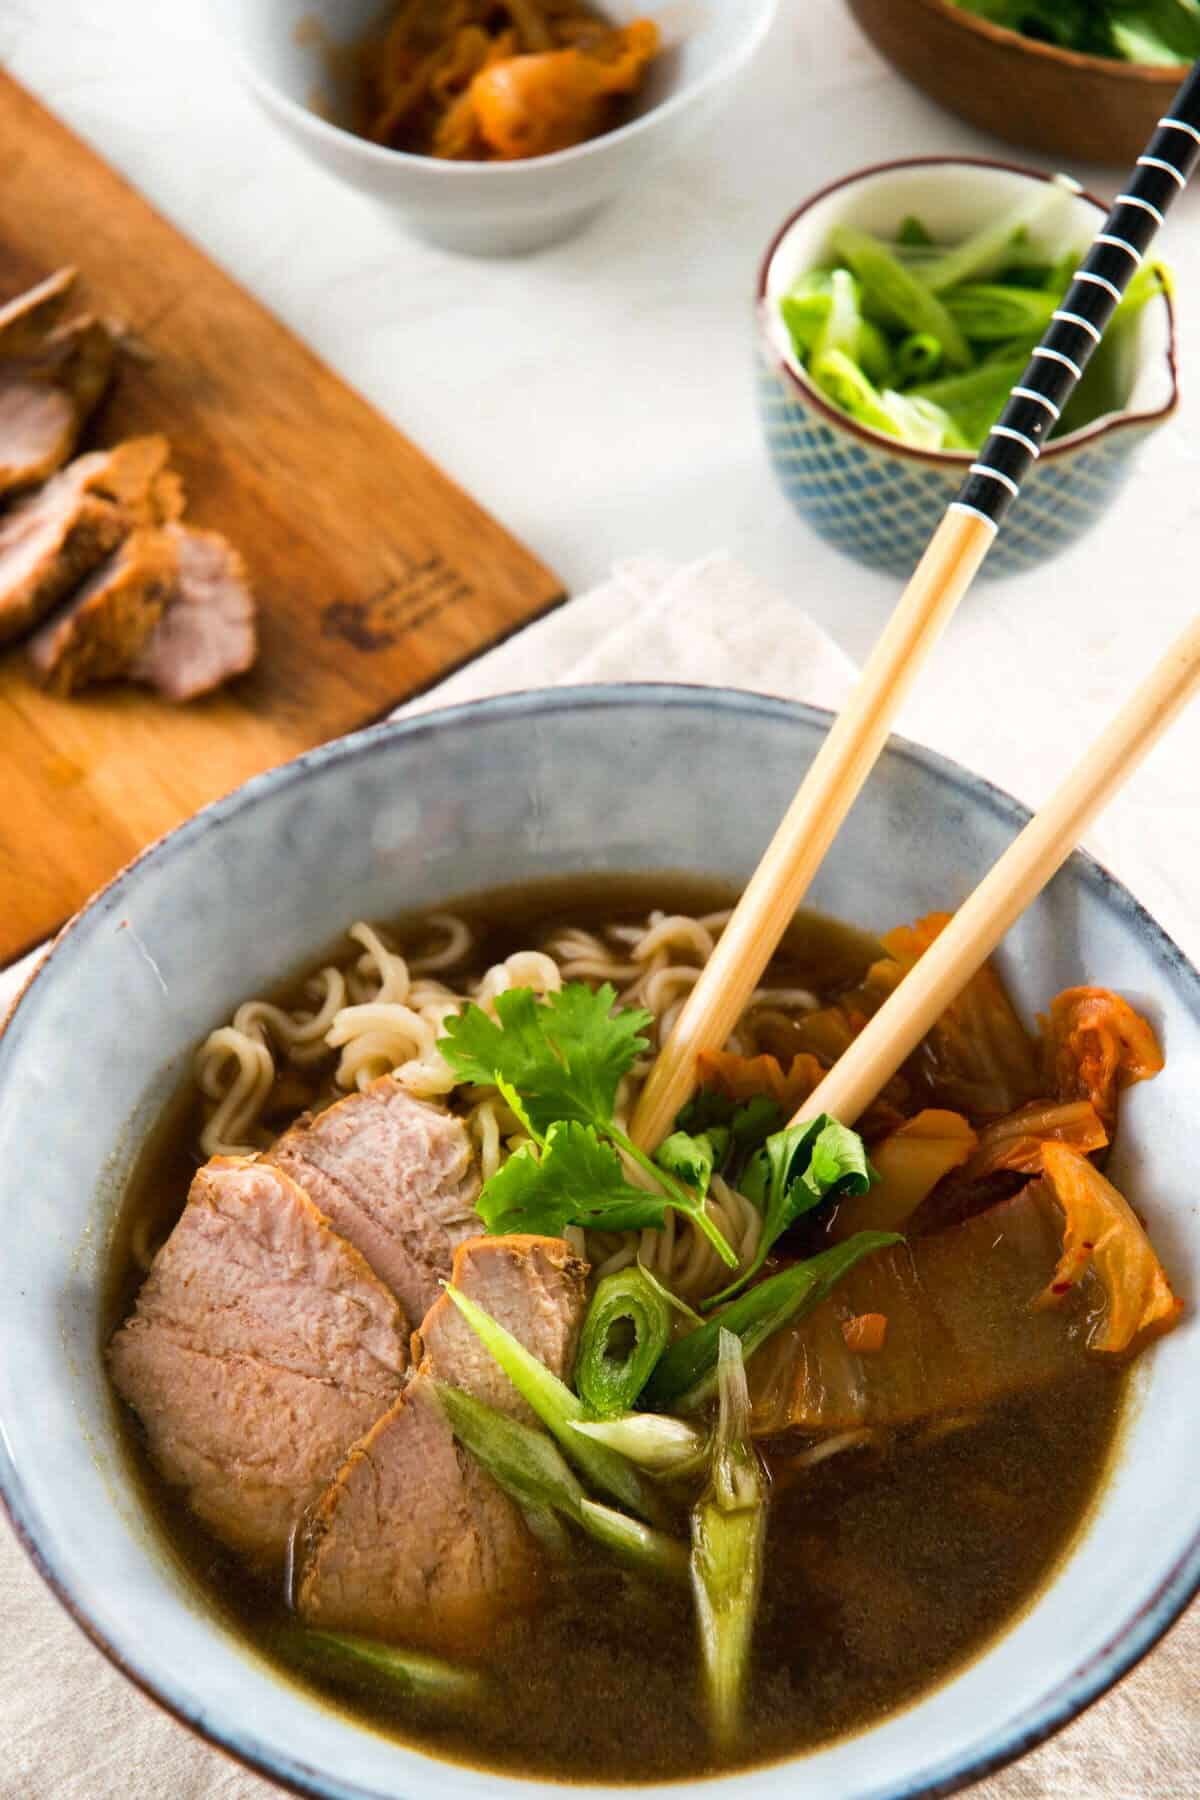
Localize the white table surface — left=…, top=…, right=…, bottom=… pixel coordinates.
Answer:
left=2, top=0, right=1197, bottom=974
left=1, top=2, right=1198, bottom=1796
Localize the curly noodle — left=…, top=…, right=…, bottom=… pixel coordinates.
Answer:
left=192, top=904, right=822, bottom=1303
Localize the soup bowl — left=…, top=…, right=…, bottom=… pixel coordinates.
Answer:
left=1, top=685, right=1198, bottom=1798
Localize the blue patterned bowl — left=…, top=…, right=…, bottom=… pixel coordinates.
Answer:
left=756, top=157, right=1178, bottom=578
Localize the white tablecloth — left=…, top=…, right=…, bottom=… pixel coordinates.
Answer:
left=1, top=0, right=1199, bottom=1792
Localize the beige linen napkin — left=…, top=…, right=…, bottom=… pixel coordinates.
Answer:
left=0, top=554, right=1193, bottom=1799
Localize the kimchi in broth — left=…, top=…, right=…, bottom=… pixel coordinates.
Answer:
left=106, top=875, right=1177, bottom=1780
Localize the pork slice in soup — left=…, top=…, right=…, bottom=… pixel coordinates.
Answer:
left=415, top=1233, right=590, bottom=1422
left=108, top=1157, right=408, bottom=1562
left=269, top=1075, right=481, bottom=1324
left=298, top=1234, right=588, bottom=1651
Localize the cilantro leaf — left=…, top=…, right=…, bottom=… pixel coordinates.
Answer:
left=437, top=982, right=737, bottom=1268
left=439, top=984, right=652, bottom=1135
left=654, top=1128, right=728, bottom=1199
left=727, top=1095, right=786, bottom=1161
left=474, top=1121, right=666, bottom=1237
left=706, top=1115, right=876, bottom=1306
left=494, top=1074, right=544, bottom=1148
left=674, top=1089, right=785, bottom=1182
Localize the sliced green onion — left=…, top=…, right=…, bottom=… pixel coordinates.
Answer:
left=575, top=1267, right=672, bottom=1418
left=571, top=1412, right=708, bottom=1475
left=816, top=265, right=863, bottom=361
left=433, top=1380, right=586, bottom=1515
left=580, top=1499, right=690, bottom=1583
left=644, top=1232, right=901, bottom=1414
left=880, top=390, right=966, bottom=451
left=917, top=175, right=1079, bottom=293
left=811, top=350, right=964, bottom=450
left=636, top=1258, right=703, bottom=1327
left=432, top=1378, right=686, bottom=1580
left=829, top=225, right=971, bottom=369
left=690, top=1331, right=766, bottom=1751
left=857, top=319, right=893, bottom=384
left=277, top=1627, right=483, bottom=1703
left=907, top=357, right=1028, bottom=411
left=894, top=331, right=943, bottom=383
left=521, top=1502, right=573, bottom=1557
left=442, top=1283, right=668, bottom=1524
left=945, top=282, right=1057, bottom=342
left=780, top=291, right=831, bottom=360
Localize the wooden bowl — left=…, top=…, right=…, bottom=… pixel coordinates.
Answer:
left=847, top=0, right=1184, bottom=165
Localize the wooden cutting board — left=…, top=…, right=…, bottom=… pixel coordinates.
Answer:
left=0, top=73, right=565, bottom=967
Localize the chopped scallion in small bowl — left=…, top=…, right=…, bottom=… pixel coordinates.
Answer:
left=755, top=157, right=1178, bottom=576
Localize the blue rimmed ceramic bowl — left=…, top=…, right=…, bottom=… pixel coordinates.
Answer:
left=756, top=157, right=1179, bottom=578
left=1, top=685, right=1198, bottom=1799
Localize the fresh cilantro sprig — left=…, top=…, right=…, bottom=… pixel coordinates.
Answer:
left=705, top=1114, right=876, bottom=1307
left=439, top=984, right=739, bottom=1268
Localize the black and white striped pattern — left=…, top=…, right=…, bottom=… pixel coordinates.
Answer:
left=954, top=60, right=1200, bottom=531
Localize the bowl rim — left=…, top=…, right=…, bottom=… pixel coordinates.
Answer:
left=3, top=680, right=1200, bottom=1800
left=903, top=0, right=1190, bottom=82
left=222, top=0, right=779, bottom=178
left=755, top=153, right=1180, bottom=469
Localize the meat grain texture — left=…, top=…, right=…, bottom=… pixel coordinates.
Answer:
left=270, top=1076, right=483, bottom=1324
left=0, top=436, right=168, bottom=646
left=298, top=1234, right=589, bottom=1650
left=0, top=316, right=117, bottom=498
left=109, top=1157, right=409, bottom=1563
left=0, top=266, right=258, bottom=697
left=132, top=523, right=258, bottom=700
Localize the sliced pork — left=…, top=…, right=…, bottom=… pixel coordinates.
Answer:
left=28, top=525, right=178, bottom=694
left=0, top=435, right=169, bottom=646
left=133, top=524, right=257, bottom=700
left=417, top=1233, right=589, bottom=1422
left=297, top=1377, right=540, bottom=1655
left=109, top=1157, right=408, bottom=1563
left=0, top=268, right=76, bottom=358
left=270, top=1076, right=481, bottom=1324
left=298, top=1234, right=588, bottom=1650
left=748, top=1186, right=1096, bottom=1436
left=0, top=308, right=118, bottom=497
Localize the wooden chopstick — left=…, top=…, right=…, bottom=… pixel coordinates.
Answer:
left=629, top=69, right=1200, bottom=1153
left=792, top=613, right=1200, bottom=1129
left=629, top=507, right=992, bottom=1148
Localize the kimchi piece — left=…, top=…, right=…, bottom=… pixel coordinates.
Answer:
left=831, top=1109, right=977, bottom=1239
left=788, top=914, right=1040, bottom=1123
left=858, top=914, right=1042, bottom=1119
left=1035, top=1142, right=1181, bottom=1354
left=748, top=1186, right=1098, bottom=1436
left=467, top=20, right=659, bottom=159
left=905, top=1098, right=1108, bottom=1236
left=696, top=1048, right=907, bottom=1142
left=359, top=2, right=660, bottom=162
left=697, top=1048, right=824, bottom=1116
left=1040, top=986, right=1163, bottom=1137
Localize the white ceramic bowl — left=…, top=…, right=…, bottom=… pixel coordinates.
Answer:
left=211, top=0, right=778, bottom=254
left=2, top=687, right=1198, bottom=1798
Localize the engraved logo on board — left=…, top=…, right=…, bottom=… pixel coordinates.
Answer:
left=321, top=552, right=474, bottom=651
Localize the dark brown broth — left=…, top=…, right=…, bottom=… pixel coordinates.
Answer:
left=105, top=876, right=1128, bottom=1782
